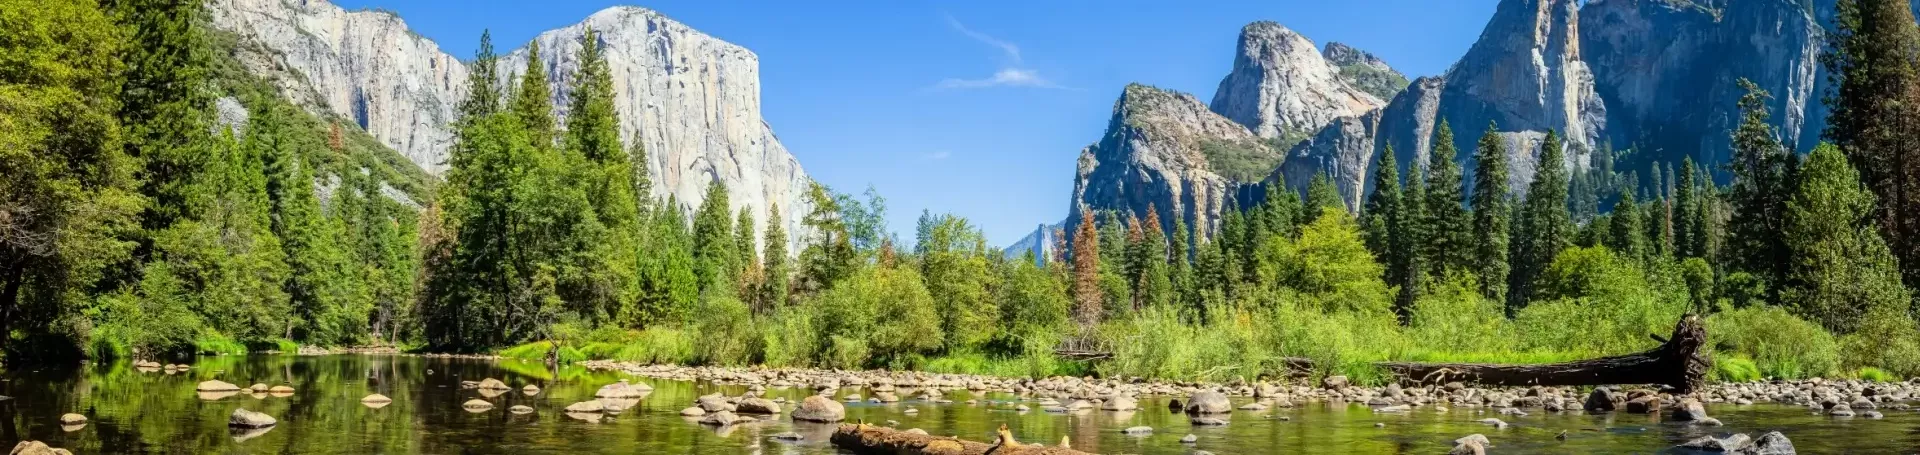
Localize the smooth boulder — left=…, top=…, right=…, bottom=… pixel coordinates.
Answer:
left=737, top=397, right=781, bottom=414
left=228, top=408, right=276, bottom=428
left=461, top=399, right=494, bottom=412
left=57, top=414, right=84, bottom=425
left=196, top=380, right=241, bottom=392
left=1185, top=391, right=1231, bottom=415
left=565, top=400, right=605, bottom=413
left=475, top=378, right=510, bottom=390
left=9, top=441, right=74, bottom=455
left=595, top=379, right=652, bottom=399
left=791, top=395, right=846, bottom=422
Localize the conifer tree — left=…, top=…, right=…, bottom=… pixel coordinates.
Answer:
left=1397, top=148, right=1430, bottom=313
left=760, top=204, right=789, bottom=310
left=1676, top=157, right=1700, bottom=259
left=1470, top=123, right=1512, bottom=302
left=1305, top=174, right=1347, bottom=220
left=107, top=0, right=214, bottom=239
left=1363, top=146, right=1401, bottom=262
left=1424, top=121, right=1472, bottom=277
left=1509, top=130, right=1572, bottom=312
left=799, top=182, right=854, bottom=291
left=692, top=180, right=736, bottom=294
left=1170, top=217, right=1196, bottom=313
left=1137, top=206, right=1172, bottom=309
left=1070, top=208, right=1102, bottom=328
left=562, top=27, right=640, bottom=322
left=1783, top=144, right=1910, bottom=334
left=1608, top=188, right=1650, bottom=262
left=1825, top=0, right=1920, bottom=289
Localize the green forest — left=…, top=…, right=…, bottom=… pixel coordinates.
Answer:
left=8, top=0, right=1920, bottom=386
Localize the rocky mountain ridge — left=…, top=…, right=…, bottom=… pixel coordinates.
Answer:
left=208, top=0, right=809, bottom=248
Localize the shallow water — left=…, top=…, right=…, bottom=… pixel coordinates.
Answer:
left=0, top=355, right=1912, bottom=454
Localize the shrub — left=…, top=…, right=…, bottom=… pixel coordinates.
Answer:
left=1709, top=306, right=1841, bottom=379
left=1712, top=356, right=1763, bottom=382
left=759, top=306, right=818, bottom=368
left=1839, top=306, right=1920, bottom=377
left=1519, top=246, right=1686, bottom=356
left=813, top=266, right=942, bottom=368
left=1855, top=367, right=1896, bottom=382
left=1408, top=273, right=1514, bottom=355
left=693, top=294, right=757, bottom=366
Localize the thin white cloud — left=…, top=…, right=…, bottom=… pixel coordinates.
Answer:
left=923, top=150, right=953, bottom=160
left=934, top=14, right=1067, bottom=91
left=944, top=13, right=1021, bottom=64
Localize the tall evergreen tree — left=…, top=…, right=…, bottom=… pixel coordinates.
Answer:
left=511, top=41, right=555, bottom=148
left=1170, top=217, right=1196, bottom=314
left=1397, top=148, right=1431, bottom=315
left=106, top=0, right=214, bottom=240
left=692, top=180, right=736, bottom=294
left=1509, top=130, right=1572, bottom=312
left=1137, top=205, right=1172, bottom=309
left=1824, top=0, right=1920, bottom=289
left=1470, top=123, right=1512, bottom=302
left=760, top=204, right=789, bottom=310
left=1607, top=188, right=1650, bottom=262
left=1305, top=173, right=1347, bottom=220
left=798, top=183, right=854, bottom=291
left=1363, top=146, right=1401, bottom=262
left=562, top=27, right=641, bottom=322
left=1425, top=121, right=1472, bottom=277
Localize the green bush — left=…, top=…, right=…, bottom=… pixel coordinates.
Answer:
left=1711, top=356, right=1763, bottom=382
left=693, top=294, right=757, bottom=366
left=813, top=266, right=943, bottom=368
left=759, top=306, right=818, bottom=368
left=1855, top=367, right=1895, bottom=382
left=1519, top=246, right=1686, bottom=356
left=1408, top=273, right=1513, bottom=354
left=1709, top=306, right=1841, bottom=379
left=1839, top=307, right=1920, bottom=377
left=193, top=334, right=247, bottom=356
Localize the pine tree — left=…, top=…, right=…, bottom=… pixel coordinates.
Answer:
left=1825, top=0, right=1920, bottom=289
left=562, top=27, right=641, bottom=323
left=1783, top=144, right=1910, bottom=334
left=511, top=41, right=555, bottom=149
left=692, top=180, right=736, bottom=294
left=1607, top=188, right=1650, bottom=262
left=760, top=204, right=789, bottom=311
left=1397, top=148, right=1431, bottom=314
left=1170, top=217, right=1196, bottom=314
left=799, top=182, right=854, bottom=291
left=1363, top=146, right=1402, bottom=262
left=258, top=103, right=357, bottom=345
left=1137, top=206, right=1172, bottom=309
left=1070, top=207, right=1103, bottom=328
left=1676, top=157, right=1700, bottom=259
left=1470, top=123, right=1512, bottom=302
left=107, top=0, right=214, bottom=240
left=1509, top=130, right=1572, bottom=312
left=1305, top=173, right=1347, bottom=220
left=735, top=208, right=758, bottom=276
left=1424, top=121, right=1472, bottom=277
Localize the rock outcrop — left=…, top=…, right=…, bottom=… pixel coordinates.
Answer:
left=1274, top=110, right=1382, bottom=210
left=1071, top=84, right=1279, bottom=243
left=1323, top=42, right=1411, bottom=102
left=1001, top=221, right=1064, bottom=263
left=208, top=1, right=811, bottom=249
left=1210, top=22, right=1387, bottom=140
left=1581, top=0, right=1824, bottom=166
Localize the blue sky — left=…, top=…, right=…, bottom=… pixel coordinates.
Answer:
left=335, top=0, right=1501, bottom=247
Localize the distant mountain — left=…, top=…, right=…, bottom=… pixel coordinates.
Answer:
left=1001, top=221, right=1065, bottom=264
left=208, top=0, right=810, bottom=248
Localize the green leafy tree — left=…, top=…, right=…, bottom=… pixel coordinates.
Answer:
left=918, top=213, right=998, bottom=353
left=813, top=265, right=942, bottom=369
left=799, top=182, right=855, bottom=292
left=1782, top=144, right=1910, bottom=335
left=1255, top=208, right=1392, bottom=315
left=1470, top=123, right=1512, bottom=302
left=0, top=0, right=141, bottom=359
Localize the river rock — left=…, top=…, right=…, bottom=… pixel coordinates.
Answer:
left=1625, top=395, right=1661, bottom=414
left=697, top=395, right=735, bottom=412
left=267, top=385, right=294, bottom=394
left=1323, top=375, right=1349, bottom=389
left=248, top=383, right=268, bottom=392
left=57, top=414, right=84, bottom=425
left=228, top=408, right=277, bottom=428
left=475, top=378, right=510, bottom=390
left=9, top=441, right=73, bottom=455
left=522, top=384, right=540, bottom=395
left=770, top=432, right=803, bottom=441
left=1189, top=417, right=1229, bottom=426
left=1753, top=431, right=1796, bottom=455
left=1185, top=391, right=1231, bottom=414
left=1373, top=404, right=1411, bottom=413
left=792, top=395, right=846, bottom=422
left=1120, top=426, right=1153, bottom=435
left=361, top=393, right=392, bottom=403
left=1181, top=434, right=1198, bottom=443
left=700, top=410, right=740, bottom=426
left=1101, top=395, right=1139, bottom=411
left=1828, top=403, right=1854, bottom=417
left=565, top=400, right=605, bottom=413
left=1674, top=398, right=1708, bottom=421
left=1476, top=418, right=1508, bottom=429
left=737, top=397, right=781, bottom=414
left=1679, top=433, right=1752, bottom=452
left=595, top=379, right=652, bottom=399
left=1584, top=388, right=1615, bottom=412
left=679, top=407, right=706, bottom=417
left=461, top=399, right=493, bottom=411
left=509, top=405, right=534, bottom=414
left=197, top=380, right=242, bottom=392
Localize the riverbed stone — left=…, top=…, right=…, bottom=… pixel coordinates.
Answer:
left=461, top=399, right=493, bottom=412
left=196, top=380, right=241, bottom=392
left=1189, top=417, right=1229, bottom=426
left=1185, top=391, right=1231, bottom=414
left=565, top=400, right=605, bottom=413
left=792, top=395, right=846, bottom=422
left=1584, top=388, right=1615, bottom=412
left=737, top=397, right=781, bottom=414
left=57, top=414, right=84, bottom=425
left=509, top=405, right=533, bottom=414
left=1180, top=433, right=1198, bottom=443
left=1101, top=395, right=1138, bottom=411
left=522, top=384, right=540, bottom=395
left=361, top=393, right=392, bottom=404
left=1753, top=431, right=1796, bottom=454
left=474, top=378, right=510, bottom=390
left=1679, top=433, right=1752, bottom=452
left=1626, top=395, right=1661, bottom=414
left=1323, top=375, right=1349, bottom=389
left=1674, top=398, right=1709, bottom=421
left=228, top=408, right=276, bottom=428
left=1476, top=418, right=1507, bottom=429
left=9, top=441, right=74, bottom=455
left=595, top=379, right=652, bottom=398
left=1120, top=426, right=1152, bottom=435
left=267, top=385, right=294, bottom=394
left=680, top=407, right=705, bottom=416
left=1828, top=403, right=1855, bottom=417
left=701, top=411, right=740, bottom=426
left=248, top=383, right=268, bottom=392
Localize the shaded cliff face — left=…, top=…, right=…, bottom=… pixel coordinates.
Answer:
left=1581, top=0, right=1823, bottom=172
left=1323, top=42, right=1411, bottom=102
left=1210, top=22, right=1386, bottom=141
left=1274, top=110, right=1382, bottom=210
left=1072, top=84, right=1279, bottom=243
left=210, top=0, right=468, bottom=174
left=1433, top=0, right=1604, bottom=184
left=497, top=6, right=809, bottom=245
left=208, top=1, right=810, bottom=248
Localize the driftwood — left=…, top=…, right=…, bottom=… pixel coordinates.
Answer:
left=831, top=424, right=1092, bottom=455
left=1066, top=315, right=1713, bottom=394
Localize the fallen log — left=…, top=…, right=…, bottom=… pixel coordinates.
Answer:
left=831, top=423, right=1092, bottom=455
left=1377, top=315, right=1711, bottom=393
left=1066, top=315, right=1713, bottom=393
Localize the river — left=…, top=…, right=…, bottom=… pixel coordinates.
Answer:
left=0, top=355, right=1908, bottom=453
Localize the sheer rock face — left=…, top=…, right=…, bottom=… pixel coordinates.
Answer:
left=1431, top=0, right=1604, bottom=184
left=497, top=6, right=808, bottom=246
left=1581, top=0, right=1823, bottom=166
left=209, top=1, right=809, bottom=247
left=1274, top=111, right=1382, bottom=211
left=1210, top=22, right=1387, bottom=140
left=209, top=0, right=468, bottom=174
left=1323, top=42, right=1412, bottom=101
left=1071, top=84, right=1278, bottom=244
